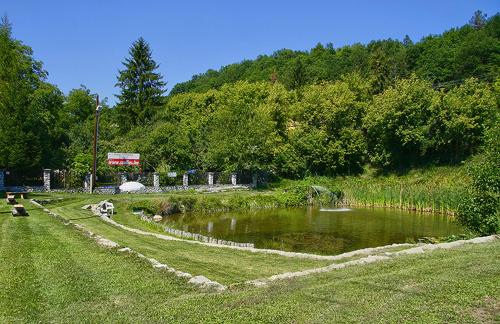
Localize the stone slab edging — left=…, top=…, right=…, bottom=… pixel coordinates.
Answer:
left=138, top=213, right=256, bottom=248
left=245, top=234, right=499, bottom=287
left=93, top=207, right=419, bottom=261
left=30, top=200, right=226, bottom=292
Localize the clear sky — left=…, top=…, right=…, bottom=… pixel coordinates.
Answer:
left=3, top=0, right=499, bottom=104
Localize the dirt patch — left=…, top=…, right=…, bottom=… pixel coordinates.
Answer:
left=471, top=296, right=500, bottom=323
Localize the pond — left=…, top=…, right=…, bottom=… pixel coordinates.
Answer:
left=163, top=207, right=463, bottom=255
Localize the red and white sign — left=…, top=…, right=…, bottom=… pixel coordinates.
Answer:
left=108, top=153, right=140, bottom=166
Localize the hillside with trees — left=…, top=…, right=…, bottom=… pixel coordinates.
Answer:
left=171, top=11, right=499, bottom=95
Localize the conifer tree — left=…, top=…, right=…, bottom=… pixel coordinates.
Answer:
left=469, top=10, right=487, bottom=29
left=115, top=37, right=165, bottom=130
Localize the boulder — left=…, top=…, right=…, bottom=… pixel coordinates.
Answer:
left=152, top=215, right=163, bottom=222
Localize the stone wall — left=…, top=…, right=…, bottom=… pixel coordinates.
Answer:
left=4, top=184, right=250, bottom=195
left=5, top=186, right=46, bottom=193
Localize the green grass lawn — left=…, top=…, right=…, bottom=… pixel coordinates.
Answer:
left=1, top=194, right=498, bottom=323
left=42, top=195, right=333, bottom=285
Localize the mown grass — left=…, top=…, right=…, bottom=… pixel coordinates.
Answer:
left=1, top=197, right=498, bottom=323
left=41, top=194, right=333, bottom=285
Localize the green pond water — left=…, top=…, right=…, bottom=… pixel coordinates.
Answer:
left=163, top=207, right=463, bottom=255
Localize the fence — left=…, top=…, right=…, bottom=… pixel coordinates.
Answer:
left=4, top=170, right=43, bottom=187
left=1, top=168, right=266, bottom=192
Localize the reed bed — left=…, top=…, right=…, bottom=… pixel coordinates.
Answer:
left=330, top=166, right=469, bottom=215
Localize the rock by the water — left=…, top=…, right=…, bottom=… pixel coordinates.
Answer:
left=119, top=181, right=145, bottom=192
left=153, top=215, right=163, bottom=222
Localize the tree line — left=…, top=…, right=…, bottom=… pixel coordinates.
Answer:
left=116, top=76, right=498, bottom=178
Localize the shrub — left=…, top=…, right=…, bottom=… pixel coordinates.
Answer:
left=457, top=124, right=500, bottom=235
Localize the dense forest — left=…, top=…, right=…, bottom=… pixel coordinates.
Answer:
left=171, top=11, right=499, bottom=94
left=0, top=12, right=498, bottom=181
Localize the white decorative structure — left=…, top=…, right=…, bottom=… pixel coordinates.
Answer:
left=153, top=173, right=160, bottom=189
left=119, top=181, right=145, bottom=192
left=43, top=169, right=51, bottom=191
left=183, top=173, right=189, bottom=186
left=231, top=173, right=237, bottom=186
left=97, top=200, right=114, bottom=217
left=208, top=172, right=214, bottom=186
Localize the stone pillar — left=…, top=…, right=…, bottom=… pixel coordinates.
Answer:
left=252, top=174, right=258, bottom=187
left=183, top=173, right=189, bottom=186
left=120, top=172, right=127, bottom=184
left=0, top=170, right=4, bottom=191
left=208, top=172, right=214, bottom=186
left=43, top=169, right=51, bottom=192
left=231, top=173, right=237, bottom=186
left=153, top=173, right=160, bottom=189
left=83, top=173, right=91, bottom=191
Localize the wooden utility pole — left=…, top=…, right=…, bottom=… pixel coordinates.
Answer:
left=91, top=95, right=100, bottom=193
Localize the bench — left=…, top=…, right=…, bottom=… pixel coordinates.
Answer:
left=12, top=204, right=28, bottom=216
left=6, top=192, right=29, bottom=199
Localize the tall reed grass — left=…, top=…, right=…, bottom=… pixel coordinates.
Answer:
left=277, top=165, right=469, bottom=215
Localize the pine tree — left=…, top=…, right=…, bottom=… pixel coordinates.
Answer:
left=469, top=10, right=487, bottom=29
left=115, top=37, right=166, bottom=130
left=402, top=35, right=413, bottom=47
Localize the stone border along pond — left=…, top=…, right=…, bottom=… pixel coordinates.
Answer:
left=134, top=210, right=256, bottom=248
left=245, top=234, right=499, bottom=287
left=30, top=199, right=227, bottom=292
left=87, top=201, right=422, bottom=261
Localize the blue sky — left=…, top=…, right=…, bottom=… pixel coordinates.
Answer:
left=3, top=0, right=499, bottom=104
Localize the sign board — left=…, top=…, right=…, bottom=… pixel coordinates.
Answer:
left=167, top=172, right=177, bottom=178
left=107, top=153, right=140, bottom=166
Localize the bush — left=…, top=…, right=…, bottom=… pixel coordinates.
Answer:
left=457, top=124, right=500, bottom=235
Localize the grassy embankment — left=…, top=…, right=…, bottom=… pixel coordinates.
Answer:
left=1, top=196, right=499, bottom=322
left=39, top=194, right=334, bottom=285
left=104, top=165, right=469, bottom=218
